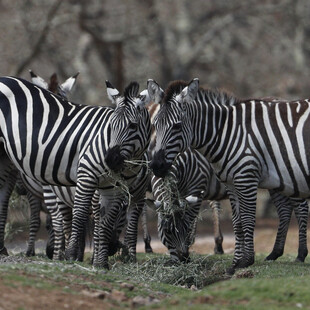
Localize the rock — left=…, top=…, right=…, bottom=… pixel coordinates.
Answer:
left=131, top=296, right=160, bottom=307
left=81, top=289, right=108, bottom=299
left=235, top=270, right=254, bottom=279
left=190, top=285, right=198, bottom=291
left=110, top=289, right=128, bottom=302
left=194, top=296, right=213, bottom=304
left=120, top=282, right=134, bottom=291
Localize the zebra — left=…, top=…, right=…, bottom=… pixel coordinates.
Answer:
left=148, top=79, right=310, bottom=273
left=146, top=97, right=226, bottom=261
left=28, top=72, right=153, bottom=261
left=0, top=76, right=151, bottom=268
left=146, top=84, right=307, bottom=264
left=20, top=72, right=150, bottom=261
left=15, top=173, right=55, bottom=258
left=15, top=71, right=79, bottom=257
left=149, top=148, right=226, bottom=263
left=150, top=146, right=309, bottom=264
left=147, top=97, right=306, bottom=264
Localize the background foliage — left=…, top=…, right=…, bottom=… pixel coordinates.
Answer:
left=1, top=0, right=309, bottom=106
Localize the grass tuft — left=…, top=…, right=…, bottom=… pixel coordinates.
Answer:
left=109, top=253, right=232, bottom=289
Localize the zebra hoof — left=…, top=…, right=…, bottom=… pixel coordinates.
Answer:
left=236, top=257, right=254, bottom=269
left=0, top=246, right=8, bottom=256
left=93, top=262, right=110, bottom=270
left=296, top=249, right=308, bottom=263
left=65, top=248, right=78, bottom=261
left=214, top=245, right=224, bottom=255
left=46, top=244, right=54, bottom=260
left=225, top=265, right=236, bottom=275
left=164, top=259, right=180, bottom=266
left=265, top=251, right=282, bottom=261
left=77, top=253, right=84, bottom=262
left=53, top=254, right=65, bottom=261
left=295, top=257, right=305, bottom=263
left=145, top=247, right=153, bottom=253
left=123, top=254, right=136, bottom=264
left=26, top=249, right=35, bottom=257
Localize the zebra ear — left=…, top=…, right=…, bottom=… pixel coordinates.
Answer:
left=49, top=73, right=59, bottom=94
left=147, top=79, right=164, bottom=104
left=135, top=89, right=151, bottom=109
left=29, top=70, right=48, bottom=89
left=59, top=72, right=79, bottom=96
left=178, top=78, right=199, bottom=104
left=185, top=195, right=199, bottom=204
left=106, top=80, right=120, bottom=105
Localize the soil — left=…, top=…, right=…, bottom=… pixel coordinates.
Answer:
left=137, top=217, right=305, bottom=258
left=0, top=217, right=306, bottom=310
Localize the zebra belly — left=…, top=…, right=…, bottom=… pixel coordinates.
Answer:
left=2, top=140, right=79, bottom=186
left=51, top=186, right=75, bottom=207
left=259, top=167, right=310, bottom=198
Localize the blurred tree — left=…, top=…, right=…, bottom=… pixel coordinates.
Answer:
left=1, top=0, right=310, bottom=106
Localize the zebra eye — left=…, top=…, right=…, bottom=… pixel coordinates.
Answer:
left=129, top=122, right=138, bottom=130
left=172, top=122, right=182, bottom=131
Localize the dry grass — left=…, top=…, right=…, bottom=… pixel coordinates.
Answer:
left=110, top=253, right=232, bottom=289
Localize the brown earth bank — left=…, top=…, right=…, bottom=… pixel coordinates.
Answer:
left=1, top=217, right=307, bottom=310
left=137, top=218, right=305, bottom=258
left=0, top=280, right=116, bottom=310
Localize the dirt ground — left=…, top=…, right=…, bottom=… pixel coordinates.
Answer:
left=0, top=217, right=307, bottom=310
left=137, top=217, right=305, bottom=258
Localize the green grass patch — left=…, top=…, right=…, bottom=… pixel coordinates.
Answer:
left=1, top=253, right=310, bottom=309
left=109, top=252, right=232, bottom=289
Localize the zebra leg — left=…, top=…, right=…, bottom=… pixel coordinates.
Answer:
left=294, top=200, right=308, bottom=262
left=265, top=192, right=293, bottom=261
left=26, top=191, right=42, bottom=256
left=91, top=193, right=100, bottom=265
left=141, top=204, right=153, bottom=253
left=57, top=200, right=72, bottom=249
left=209, top=200, right=224, bottom=255
left=94, top=200, right=127, bottom=269
left=43, top=186, right=65, bottom=260
left=65, top=176, right=96, bottom=261
left=233, top=179, right=258, bottom=270
left=124, top=200, right=145, bottom=262
left=0, top=155, right=18, bottom=256
left=45, top=212, right=55, bottom=259
left=226, top=190, right=244, bottom=274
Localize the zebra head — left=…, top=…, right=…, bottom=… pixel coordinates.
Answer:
left=105, top=81, right=151, bottom=172
left=29, top=70, right=79, bottom=99
left=149, top=79, right=199, bottom=177
left=156, top=196, right=199, bottom=263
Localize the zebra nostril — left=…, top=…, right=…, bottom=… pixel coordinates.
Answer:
left=105, top=145, right=124, bottom=171
left=150, top=150, right=172, bottom=177
left=179, top=251, right=190, bottom=263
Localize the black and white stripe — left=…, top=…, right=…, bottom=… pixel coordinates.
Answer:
left=149, top=79, right=310, bottom=272
left=151, top=147, right=308, bottom=263
left=0, top=77, right=151, bottom=267
left=151, top=148, right=226, bottom=262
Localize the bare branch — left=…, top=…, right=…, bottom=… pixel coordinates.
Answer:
left=14, top=0, right=64, bottom=76
left=181, top=14, right=234, bottom=73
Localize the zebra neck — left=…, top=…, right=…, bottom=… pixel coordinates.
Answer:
left=189, top=98, right=230, bottom=161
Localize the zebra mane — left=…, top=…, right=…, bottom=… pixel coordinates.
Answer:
left=164, top=80, right=188, bottom=103
left=124, top=81, right=139, bottom=99
left=164, top=80, right=239, bottom=106
left=49, top=73, right=58, bottom=94
left=199, top=87, right=239, bottom=106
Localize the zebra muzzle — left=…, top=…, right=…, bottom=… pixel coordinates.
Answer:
left=150, top=150, right=172, bottom=177
left=105, top=145, right=125, bottom=172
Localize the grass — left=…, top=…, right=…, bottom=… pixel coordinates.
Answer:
left=109, top=252, right=232, bottom=288
left=5, top=190, right=30, bottom=242
left=2, top=252, right=310, bottom=309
